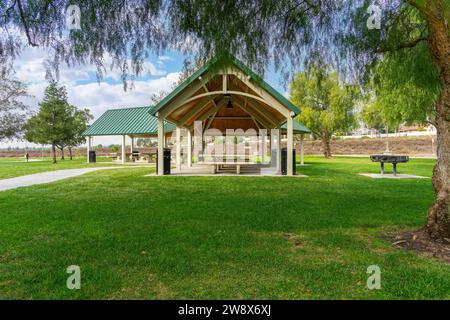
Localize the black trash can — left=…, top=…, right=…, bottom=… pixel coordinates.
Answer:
left=156, top=148, right=171, bottom=175
left=281, top=148, right=296, bottom=175
left=163, top=148, right=171, bottom=175
left=89, top=150, right=96, bottom=163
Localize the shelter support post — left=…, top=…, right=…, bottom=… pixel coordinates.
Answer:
left=176, top=127, right=182, bottom=171
left=130, top=136, right=134, bottom=153
left=86, top=136, right=91, bottom=163
left=193, top=120, right=203, bottom=164
left=287, top=117, right=294, bottom=176
left=300, top=133, right=304, bottom=166
left=157, top=116, right=164, bottom=175
left=121, top=135, right=126, bottom=164
left=187, top=129, right=192, bottom=167
left=261, top=130, right=267, bottom=164
left=276, top=126, right=281, bottom=174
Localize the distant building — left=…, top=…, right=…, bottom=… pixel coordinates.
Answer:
left=399, top=125, right=420, bottom=132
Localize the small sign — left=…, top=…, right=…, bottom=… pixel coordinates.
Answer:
left=66, top=5, right=81, bottom=31
left=367, top=4, right=381, bottom=30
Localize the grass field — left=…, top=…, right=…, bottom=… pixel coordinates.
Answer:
left=0, top=156, right=448, bottom=299
left=0, top=156, right=114, bottom=180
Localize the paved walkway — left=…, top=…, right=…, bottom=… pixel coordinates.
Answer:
left=358, top=173, right=429, bottom=179
left=0, top=166, right=145, bottom=192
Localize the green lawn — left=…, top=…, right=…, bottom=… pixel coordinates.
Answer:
left=0, top=156, right=448, bottom=299
left=0, top=156, right=114, bottom=179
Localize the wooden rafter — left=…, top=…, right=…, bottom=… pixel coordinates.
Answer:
left=177, top=81, right=222, bottom=127
left=228, top=67, right=292, bottom=118
left=242, top=100, right=277, bottom=127
left=187, top=100, right=227, bottom=131
left=233, top=101, right=272, bottom=129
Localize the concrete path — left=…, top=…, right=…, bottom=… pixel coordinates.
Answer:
left=359, top=173, right=429, bottom=179
left=0, top=166, right=146, bottom=192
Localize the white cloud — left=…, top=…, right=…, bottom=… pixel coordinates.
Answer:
left=1, top=48, right=180, bottom=148
left=13, top=47, right=167, bottom=85
left=22, top=72, right=180, bottom=118
left=99, top=54, right=167, bottom=81
left=12, top=47, right=177, bottom=115
left=7, top=71, right=180, bottom=148
left=13, top=47, right=91, bottom=85
left=156, top=55, right=175, bottom=67
left=66, top=72, right=180, bottom=118
left=157, top=55, right=174, bottom=66
left=158, top=55, right=173, bottom=61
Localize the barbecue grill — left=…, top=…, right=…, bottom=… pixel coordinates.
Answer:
left=370, top=155, right=409, bottom=176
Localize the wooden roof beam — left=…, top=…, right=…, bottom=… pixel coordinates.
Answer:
left=233, top=101, right=273, bottom=129
left=187, top=100, right=227, bottom=131
left=229, top=67, right=293, bottom=118
left=240, top=100, right=277, bottom=128
left=177, top=96, right=213, bottom=127
left=160, top=75, right=210, bottom=118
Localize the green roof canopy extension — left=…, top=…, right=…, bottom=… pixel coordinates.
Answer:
left=281, top=119, right=311, bottom=134
left=83, top=106, right=175, bottom=136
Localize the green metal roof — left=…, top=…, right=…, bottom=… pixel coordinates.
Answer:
left=151, top=56, right=301, bottom=116
left=83, top=106, right=175, bottom=136
left=281, top=119, right=311, bottom=134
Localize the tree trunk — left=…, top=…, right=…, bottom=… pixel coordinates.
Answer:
left=60, top=147, right=65, bottom=160
left=69, top=147, right=73, bottom=160
left=423, top=0, right=450, bottom=241
left=426, top=88, right=450, bottom=240
left=51, top=144, right=57, bottom=164
left=321, top=130, right=332, bottom=158
left=322, top=137, right=332, bottom=158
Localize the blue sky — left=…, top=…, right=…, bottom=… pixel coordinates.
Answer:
left=75, top=50, right=287, bottom=95
left=3, top=48, right=289, bottom=148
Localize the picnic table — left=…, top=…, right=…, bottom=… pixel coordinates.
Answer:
left=199, top=161, right=257, bottom=174
left=135, top=152, right=156, bottom=163
left=198, top=154, right=259, bottom=174
left=110, top=151, right=156, bottom=163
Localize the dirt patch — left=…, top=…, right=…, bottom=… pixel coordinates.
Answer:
left=293, top=135, right=436, bottom=157
left=384, top=229, right=450, bottom=263
left=284, top=233, right=304, bottom=248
